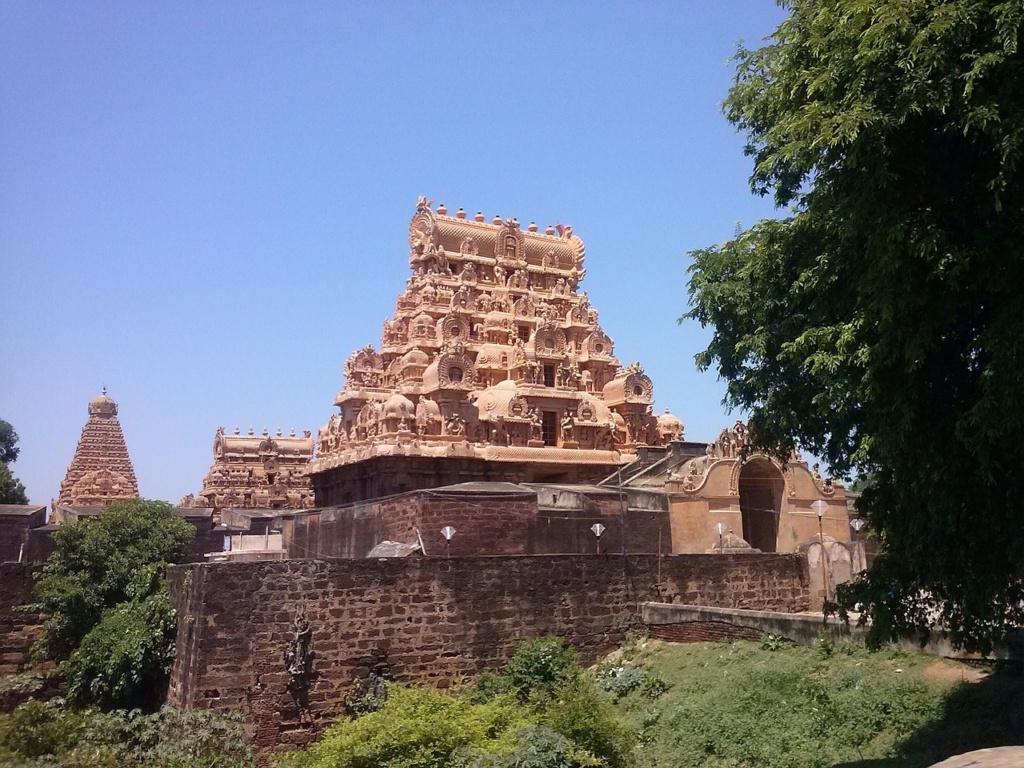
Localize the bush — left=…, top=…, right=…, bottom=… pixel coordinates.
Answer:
left=458, top=724, right=602, bottom=768
left=34, top=499, right=194, bottom=663
left=539, top=678, right=634, bottom=768
left=33, top=500, right=194, bottom=711
left=476, top=637, right=579, bottom=704
left=62, top=586, right=178, bottom=710
left=593, top=665, right=670, bottom=702
left=284, top=684, right=526, bottom=768
left=0, top=701, right=251, bottom=767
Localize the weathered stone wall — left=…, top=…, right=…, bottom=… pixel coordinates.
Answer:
left=284, top=488, right=670, bottom=559
left=312, top=455, right=619, bottom=506
left=0, top=564, right=43, bottom=675
left=648, top=620, right=762, bottom=643
left=166, top=554, right=809, bottom=749
left=0, top=507, right=46, bottom=564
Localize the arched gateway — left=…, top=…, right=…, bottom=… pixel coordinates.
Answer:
left=738, top=458, right=784, bottom=552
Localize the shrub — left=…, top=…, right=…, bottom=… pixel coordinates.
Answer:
left=540, top=678, right=634, bottom=768
left=284, top=684, right=526, bottom=768
left=457, top=724, right=602, bottom=768
left=62, top=586, right=178, bottom=710
left=0, top=702, right=251, bottom=767
left=594, top=665, right=670, bottom=702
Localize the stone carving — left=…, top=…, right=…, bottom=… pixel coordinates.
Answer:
left=56, top=389, right=139, bottom=508
left=284, top=612, right=315, bottom=714
left=310, top=197, right=682, bottom=473
left=180, top=425, right=315, bottom=509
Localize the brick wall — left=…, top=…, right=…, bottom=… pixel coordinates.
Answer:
left=166, top=553, right=809, bottom=749
left=284, top=488, right=670, bottom=559
left=0, top=564, right=43, bottom=675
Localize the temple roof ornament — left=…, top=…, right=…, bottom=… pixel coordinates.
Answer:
left=56, top=389, right=139, bottom=508
left=180, top=426, right=315, bottom=510
left=311, top=198, right=683, bottom=473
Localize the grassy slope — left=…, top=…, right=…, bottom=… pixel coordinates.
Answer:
left=610, top=639, right=1023, bottom=768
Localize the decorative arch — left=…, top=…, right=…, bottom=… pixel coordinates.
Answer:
left=737, top=457, right=785, bottom=553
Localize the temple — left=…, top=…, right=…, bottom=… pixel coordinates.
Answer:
left=52, top=389, right=139, bottom=518
left=309, top=198, right=683, bottom=504
left=179, top=426, right=315, bottom=510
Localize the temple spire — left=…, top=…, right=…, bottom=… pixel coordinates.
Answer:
left=55, top=389, right=139, bottom=508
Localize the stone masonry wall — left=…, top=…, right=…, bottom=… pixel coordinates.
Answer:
left=0, top=564, right=43, bottom=675
left=166, top=554, right=809, bottom=749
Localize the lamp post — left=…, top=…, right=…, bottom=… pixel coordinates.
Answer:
left=811, top=500, right=830, bottom=601
left=440, top=525, right=456, bottom=558
left=590, top=523, right=605, bottom=554
left=715, top=522, right=726, bottom=553
left=849, top=517, right=866, bottom=573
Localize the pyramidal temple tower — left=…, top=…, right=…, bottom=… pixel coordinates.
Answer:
left=55, top=389, right=139, bottom=509
left=308, top=197, right=684, bottom=504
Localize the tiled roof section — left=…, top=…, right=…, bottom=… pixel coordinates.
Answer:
left=56, top=390, right=139, bottom=507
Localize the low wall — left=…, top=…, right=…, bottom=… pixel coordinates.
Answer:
left=167, top=553, right=809, bottom=749
left=0, top=564, right=44, bottom=675
left=285, top=486, right=670, bottom=559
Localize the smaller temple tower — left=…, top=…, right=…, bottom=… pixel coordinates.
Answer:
left=54, top=389, right=139, bottom=512
left=179, top=426, right=315, bottom=510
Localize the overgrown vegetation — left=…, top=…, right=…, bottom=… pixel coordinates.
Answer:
left=280, top=637, right=636, bottom=768
left=32, top=499, right=194, bottom=710
left=613, top=638, right=1024, bottom=768
left=0, top=700, right=252, bottom=767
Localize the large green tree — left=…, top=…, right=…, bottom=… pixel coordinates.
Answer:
left=34, top=499, right=195, bottom=709
left=0, top=419, right=28, bottom=504
left=687, top=0, right=1024, bottom=652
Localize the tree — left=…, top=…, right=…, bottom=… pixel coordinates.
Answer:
left=34, top=499, right=195, bottom=709
left=686, top=1, right=1024, bottom=652
left=0, top=419, right=28, bottom=504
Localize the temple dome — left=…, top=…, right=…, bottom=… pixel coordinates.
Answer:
left=88, top=389, right=118, bottom=417
left=471, top=381, right=520, bottom=422
left=400, top=348, right=429, bottom=368
left=382, top=393, right=415, bottom=421
left=657, top=409, right=684, bottom=440
left=475, top=343, right=512, bottom=369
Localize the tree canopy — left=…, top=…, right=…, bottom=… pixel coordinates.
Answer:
left=686, top=0, right=1024, bottom=652
left=34, top=499, right=195, bottom=709
left=0, top=419, right=28, bottom=505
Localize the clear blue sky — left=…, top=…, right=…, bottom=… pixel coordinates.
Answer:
left=1, top=1, right=787, bottom=505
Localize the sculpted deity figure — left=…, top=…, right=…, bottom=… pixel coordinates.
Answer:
left=561, top=414, right=575, bottom=443
left=493, top=264, right=506, bottom=286
left=529, top=409, right=543, bottom=441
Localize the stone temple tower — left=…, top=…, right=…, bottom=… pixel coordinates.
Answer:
left=55, top=388, right=139, bottom=509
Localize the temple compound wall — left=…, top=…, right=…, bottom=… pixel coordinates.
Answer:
left=0, top=564, right=43, bottom=675
left=282, top=482, right=668, bottom=558
left=166, top=554, right=810, bottom=749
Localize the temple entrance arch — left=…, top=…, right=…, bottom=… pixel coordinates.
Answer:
left=738, top=458, right=784, bottom=553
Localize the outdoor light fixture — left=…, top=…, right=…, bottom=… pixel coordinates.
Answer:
left=849, top=518, right=865, bottom=534
left=716, top=522, right=726, bottom=552
left=590, top=522, right=605, bottom=554
left=440, top=525, right=456, bottom=558
left=811, top=499, right=829, bottom=520
left=810, top=500, right=830, bottom=601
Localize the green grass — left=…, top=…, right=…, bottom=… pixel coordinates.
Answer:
left=609, top=637, right=1023, bottom=768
